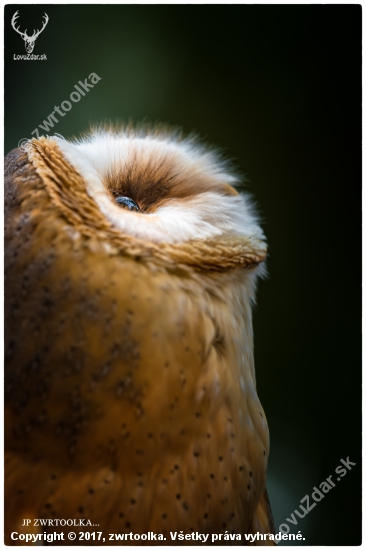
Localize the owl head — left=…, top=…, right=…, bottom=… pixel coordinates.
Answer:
left=49, top=125, right=265, bottom=248
left=13, top=125, right=266, bottom=282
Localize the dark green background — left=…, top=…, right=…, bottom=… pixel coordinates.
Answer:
left=5, top=4, right=361, bottom=545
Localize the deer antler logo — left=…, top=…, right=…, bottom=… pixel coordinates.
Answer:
left=11, top=11, right=49, bottom=54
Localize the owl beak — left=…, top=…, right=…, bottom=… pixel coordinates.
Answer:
left=222, top=184, right=239, bottom=196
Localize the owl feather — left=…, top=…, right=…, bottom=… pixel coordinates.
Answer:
left=5, top=126, right=274, bottom=545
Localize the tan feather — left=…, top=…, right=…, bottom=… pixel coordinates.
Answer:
left=5, top=130, right=274, bottom=545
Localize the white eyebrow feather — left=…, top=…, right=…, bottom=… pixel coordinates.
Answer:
left=53, top=131, right=264, bottom=246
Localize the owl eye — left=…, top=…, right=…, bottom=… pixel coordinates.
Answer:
left=115, top=196, right=140, bottom=212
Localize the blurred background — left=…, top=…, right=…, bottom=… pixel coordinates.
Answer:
left=5, top=5, right=361, bottom=545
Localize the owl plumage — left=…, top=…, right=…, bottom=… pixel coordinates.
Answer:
left=5, top=127, right=274, bottom=545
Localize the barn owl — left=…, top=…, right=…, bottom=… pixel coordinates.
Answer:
left=5, top=126, right=274, bottom=545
